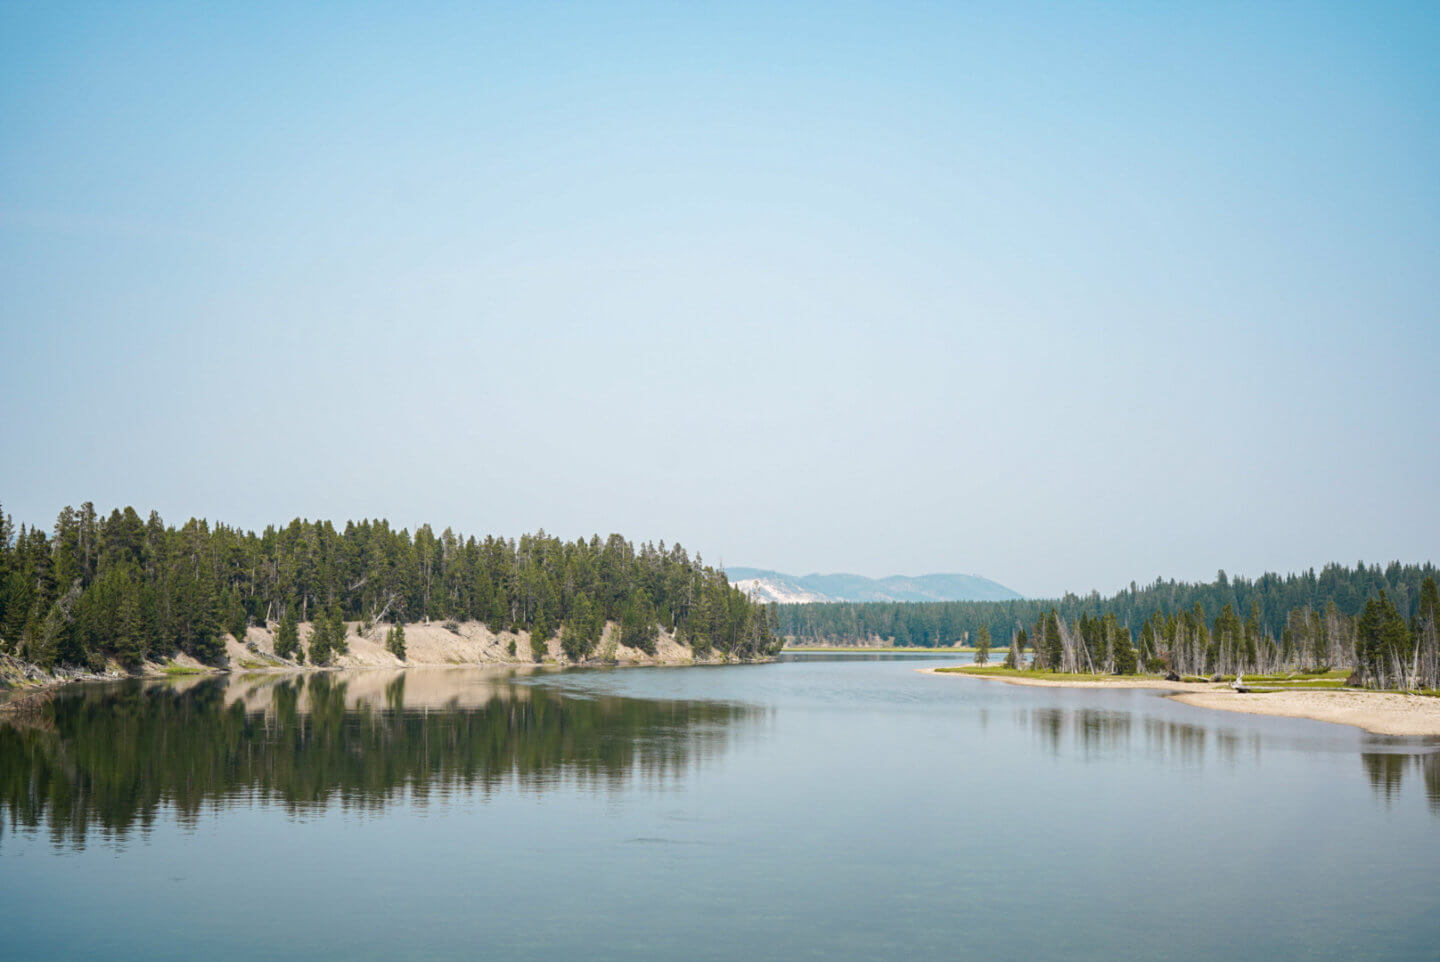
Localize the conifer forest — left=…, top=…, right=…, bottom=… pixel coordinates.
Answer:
left=0, top=502, right=782, bottom=670
left=779, top=564, right=1440, bottom=689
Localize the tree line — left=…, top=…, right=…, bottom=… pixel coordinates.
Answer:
left=775, top=562, right=1433, bottom=645
left=776, top=563, right=1440, bottom=690
left=986, top=583, right=1440, bottom=690
left=0, top=502, right=781, bottom=670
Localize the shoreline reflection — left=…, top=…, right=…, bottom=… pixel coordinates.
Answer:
left=0, top=670, right=762, bottom=849
left=1017, top=705, right=1440, bottom=814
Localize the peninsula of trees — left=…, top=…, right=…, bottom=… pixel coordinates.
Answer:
left=0, top=502, right=781, bottom=672
left=779, top=564, right=1440, bottom=691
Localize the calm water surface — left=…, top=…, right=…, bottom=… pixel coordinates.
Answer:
left=3, top=653, right=1437, bottom=961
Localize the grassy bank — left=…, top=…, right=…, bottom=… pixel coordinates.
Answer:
left=934, top=665, right=1127, bottom=681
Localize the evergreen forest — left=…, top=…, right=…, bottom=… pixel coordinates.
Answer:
left=779, top=563, right=1440, bottom=690
left=0, top=502, right=781, bottom=670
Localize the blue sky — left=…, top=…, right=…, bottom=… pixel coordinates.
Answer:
left=2, top=1, right=1436, bottom=597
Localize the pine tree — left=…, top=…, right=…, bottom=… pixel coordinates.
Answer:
left=26, top=601, right=65, bottom=670
left=225, top=590, right=248, bottom=645
left=385, top=622, right=407, bottom=661
left=561, top=592, right=599, bottom=662
left=621, top=589, right=659, bottom=655
left=528, top=607, right=551, bottom=662
left=308, top=619, right=332, bottom=666
left=115, top=573, right=146, bottom=668
left=1356, top=590, right=1410, bottom=688
left=974, top=624, right=991, bottom=665
left=275, top=607, right=300, bottom=660
left=1043, top=610, right=1063, bottom=671
left=328, top=607, right=349, bottom=656
left=1111, top=620, right=1137, bottom=675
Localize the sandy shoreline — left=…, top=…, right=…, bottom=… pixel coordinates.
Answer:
left=919, top=667, right=1440, bottom=736
left=229, top=619, right=740, bottom=671
left=916, top=666, right=1217, bottom=691
left=1168, top=690, right=1440, bottom=736
left=0, top=620, right=765, bottom=712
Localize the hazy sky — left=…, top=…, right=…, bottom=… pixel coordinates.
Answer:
left=2, top=2, right=1436, bottom=598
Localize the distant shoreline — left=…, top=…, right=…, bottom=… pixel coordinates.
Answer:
left=785, top=645, right=979, bottom=653
left=920, top=666, right=1440, bottom=736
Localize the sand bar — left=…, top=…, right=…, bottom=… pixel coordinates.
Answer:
left=917, top=666, right=1217, bottom=691
left=1170, top=689, right=1440, bottom=736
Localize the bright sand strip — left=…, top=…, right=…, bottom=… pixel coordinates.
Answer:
left=919, top=667, right=1440, bottom=736
left=1169, top=689, right=1440, bottom=736
left=230, top=620, right=728, bottom=670
left=916, top=666, right=1218, bottom=692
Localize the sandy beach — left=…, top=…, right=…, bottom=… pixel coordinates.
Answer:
left=1169, top=689, right=1440, bottom=736
left=920, top=666, right=1440, bottom=736
left=917, top=666, right=1216, bottom=691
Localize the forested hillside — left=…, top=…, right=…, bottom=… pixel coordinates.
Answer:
left=0, top=502, right=780, bottom=670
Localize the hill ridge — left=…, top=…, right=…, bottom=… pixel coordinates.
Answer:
left=727, top=567, right=1022, bottom=604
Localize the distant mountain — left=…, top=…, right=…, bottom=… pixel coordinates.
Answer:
left=727, top=567, right=1022, bottom=604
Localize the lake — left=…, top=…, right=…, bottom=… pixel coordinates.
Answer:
left=2, top=653, right=1437, bottom=961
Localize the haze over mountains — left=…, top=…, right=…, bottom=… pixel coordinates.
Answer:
left=727, top=568, right=1022, bottom=604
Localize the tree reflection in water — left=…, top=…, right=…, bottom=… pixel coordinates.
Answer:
left=0, top=669, right=762, bottom=849
left=1360, top=750, right=1440, bottom=813
left=1018, top=705, right=1440, bottom=815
